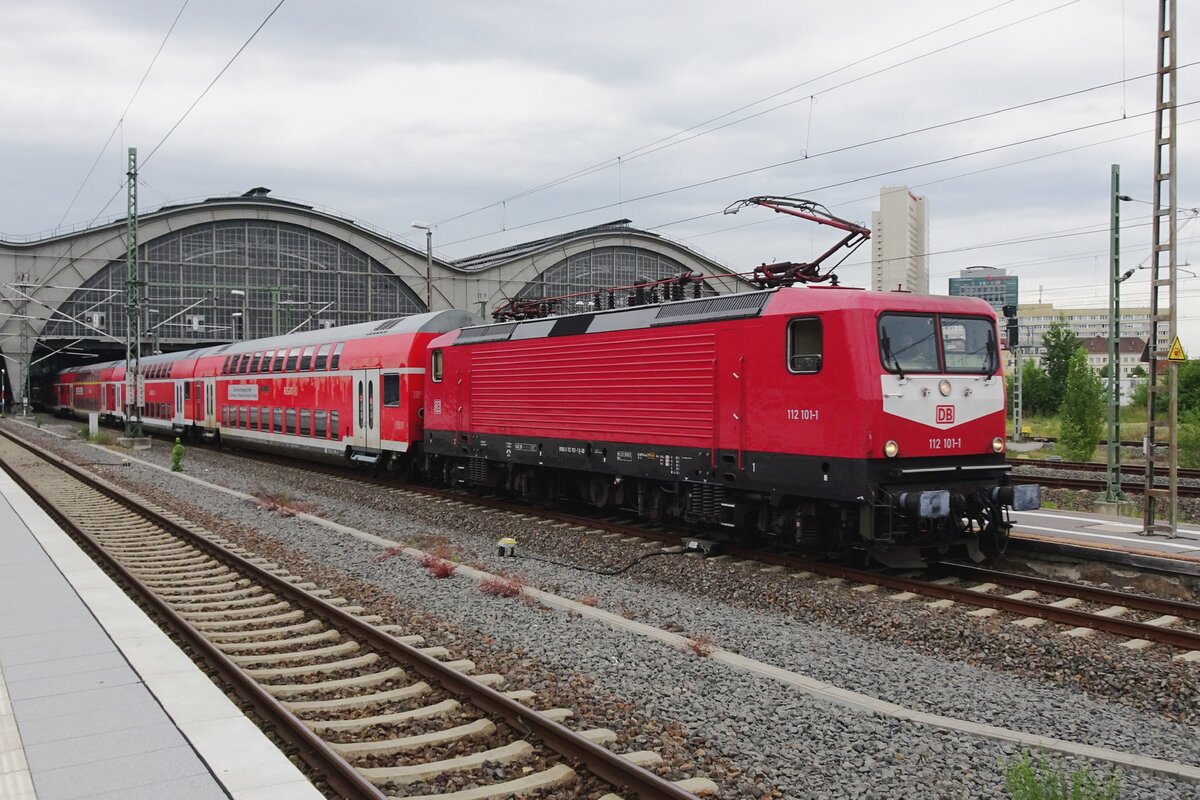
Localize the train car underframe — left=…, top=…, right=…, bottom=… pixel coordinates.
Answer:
left=424, top=451, right=1035, bottom=567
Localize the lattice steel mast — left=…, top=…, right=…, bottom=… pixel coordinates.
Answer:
left=1142, top=0, right=1179, bottom=537
left=124, top=148, right=144, bottom=439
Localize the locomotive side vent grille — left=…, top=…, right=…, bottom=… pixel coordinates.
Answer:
left=651, top=290, right=771, bottom=327
left=456, top=322, right=518, bottom=344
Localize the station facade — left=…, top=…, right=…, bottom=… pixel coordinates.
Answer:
left=0, top=190, right=745, bottom=407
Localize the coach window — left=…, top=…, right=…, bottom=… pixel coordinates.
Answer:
left=273, top=407, right=283, bottom=433
left=221, top=356, right=231, bottom=375
left=314, top=409, right=328, bottom=438
left=357, top=381, right=364, bottom=428
left=239, top=406, right=248, bottom=427
left=330, top=410, right=340, bottom=438
left=250, top=407, right=259, bottom=430
left=298, top=409, right=310, bottom=436
left=315, top=343, right=331, bottom=370
left=261, top=351, right=273, bottom=373
left=184, top=382, right=191, bottom=400
left=330, top=342, right=345, bottom=370
left=249, top=353, right=262, bottom=373
left=285, top=408, right=297, bottom=435
left=431, top=350, right=443, bottom=382
left=787, top=318, right=823, bottom=374
left=300, top=346, right=315, bottom=371
left=383, top=374, right=401, bottom=407
left=238, top=355, right=251, bottom=375
left=285, top=347, right=301, bottom=372
left=272, top=350, right=286, bottom=372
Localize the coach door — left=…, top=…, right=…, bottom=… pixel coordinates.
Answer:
left=174, top=382, right=185, bottom=425
left=204, top=379, right=216, bottom=426
left=352, top=369, right=381, bottom=451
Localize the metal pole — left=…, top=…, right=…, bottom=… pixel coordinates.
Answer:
left=1142, top=0, right=1178, bottom=537
left=124, top=147, right=143, bottom=439
left=425, top=228, right=433, bottom=311
left=1012, top=344, right=1022, bottom=442
left=1105, top=165, right=1128, bottom=503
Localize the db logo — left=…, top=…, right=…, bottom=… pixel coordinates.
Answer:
left=936, top=405, right=955, bottom=424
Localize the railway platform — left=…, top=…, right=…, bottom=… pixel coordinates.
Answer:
left=1011, top=507, right=1200, bottom=575
left=0, top=468, right=322, bottom=800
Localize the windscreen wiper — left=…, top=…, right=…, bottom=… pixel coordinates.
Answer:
left=881, top=334, right=905, bottom=379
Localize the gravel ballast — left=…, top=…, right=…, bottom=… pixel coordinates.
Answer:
left=11, top=419, right=1200, bottom=800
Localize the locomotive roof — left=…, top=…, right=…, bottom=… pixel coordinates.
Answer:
left=448, top=287, right=995, bottom=346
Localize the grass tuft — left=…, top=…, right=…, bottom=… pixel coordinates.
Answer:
left=1003, top=751, right=1120, bottom=800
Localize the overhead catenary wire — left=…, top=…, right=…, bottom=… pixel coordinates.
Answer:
left=56, top=0, right=191, bottom=230
left=431, top=0, right=1075, bottom=229
left=438, top=93, right=1200, bottom=251
left=84, top=0, right=288, bottom=228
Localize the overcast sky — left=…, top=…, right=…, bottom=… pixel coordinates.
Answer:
left=2, top=0, right=1197, bottom=347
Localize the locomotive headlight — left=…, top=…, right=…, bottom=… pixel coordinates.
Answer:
left=992, top=437, right=1005, bottom=453
left=938, top=379, right=952, bottom=396
left=884, top=439, right=899, bottom=458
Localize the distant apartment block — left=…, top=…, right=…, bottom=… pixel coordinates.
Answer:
left=1015, top=303, right=1168, bottom=361
left=1081, top=335, right=1147, bottom=398
left=871, top=186, right=929, bottom=293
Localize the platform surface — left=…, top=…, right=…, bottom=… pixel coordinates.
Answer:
left=1012, top=507, right=1200, bottom=565
left=0, top=466, right=322, bottom=800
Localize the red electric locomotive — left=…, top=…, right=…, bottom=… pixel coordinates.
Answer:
left=423, top=286, right=1038, bottom=563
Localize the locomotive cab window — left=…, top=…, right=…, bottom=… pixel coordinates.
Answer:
left=879, top=314, right=939, bottom=374
left=787, top=318, right=823, bottom=373
left=431, top=350, right=443, bottom=382
left=383, top=374, right=401, bottom=407
left=941, top=316, right=999, bottom=374
left=878, top=313, right=998, bottom=375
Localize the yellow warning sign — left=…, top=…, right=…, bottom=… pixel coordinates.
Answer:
left=1167, top=336, right=1187, bottom=363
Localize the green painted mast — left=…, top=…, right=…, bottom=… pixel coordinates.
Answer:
left=124, top=147, right=143, bottom=439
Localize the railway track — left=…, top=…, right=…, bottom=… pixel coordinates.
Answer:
left=0, top=428, right=711, bottom=800
left=1006, top=461, right=1200, bottom=497
left=1008, top=457, right=1200, bottom=481
left=168, top=439, right=1200, bottom=658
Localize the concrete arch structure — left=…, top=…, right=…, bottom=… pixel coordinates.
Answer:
left=0, top=193, right=747, bottom=408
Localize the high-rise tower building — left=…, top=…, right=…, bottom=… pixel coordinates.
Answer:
left=871, top=186, right=929, bottom=293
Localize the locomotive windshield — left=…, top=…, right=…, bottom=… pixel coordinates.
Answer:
left=879, top=313, right=997, bottom=375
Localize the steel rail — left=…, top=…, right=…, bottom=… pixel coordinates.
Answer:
left=148, top=438, right=1200, bottom=649
left=1008, top=458, right=1200, bottom=481
left=0, top=428, right=698, bottom=800
left=0, top=434, right=386, bottom=800
left=932, top=563, right=1200, bottom=622
left=1017, top=474, right=1200, bottom=498
left=733, top=547, right=1200, bottom=651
